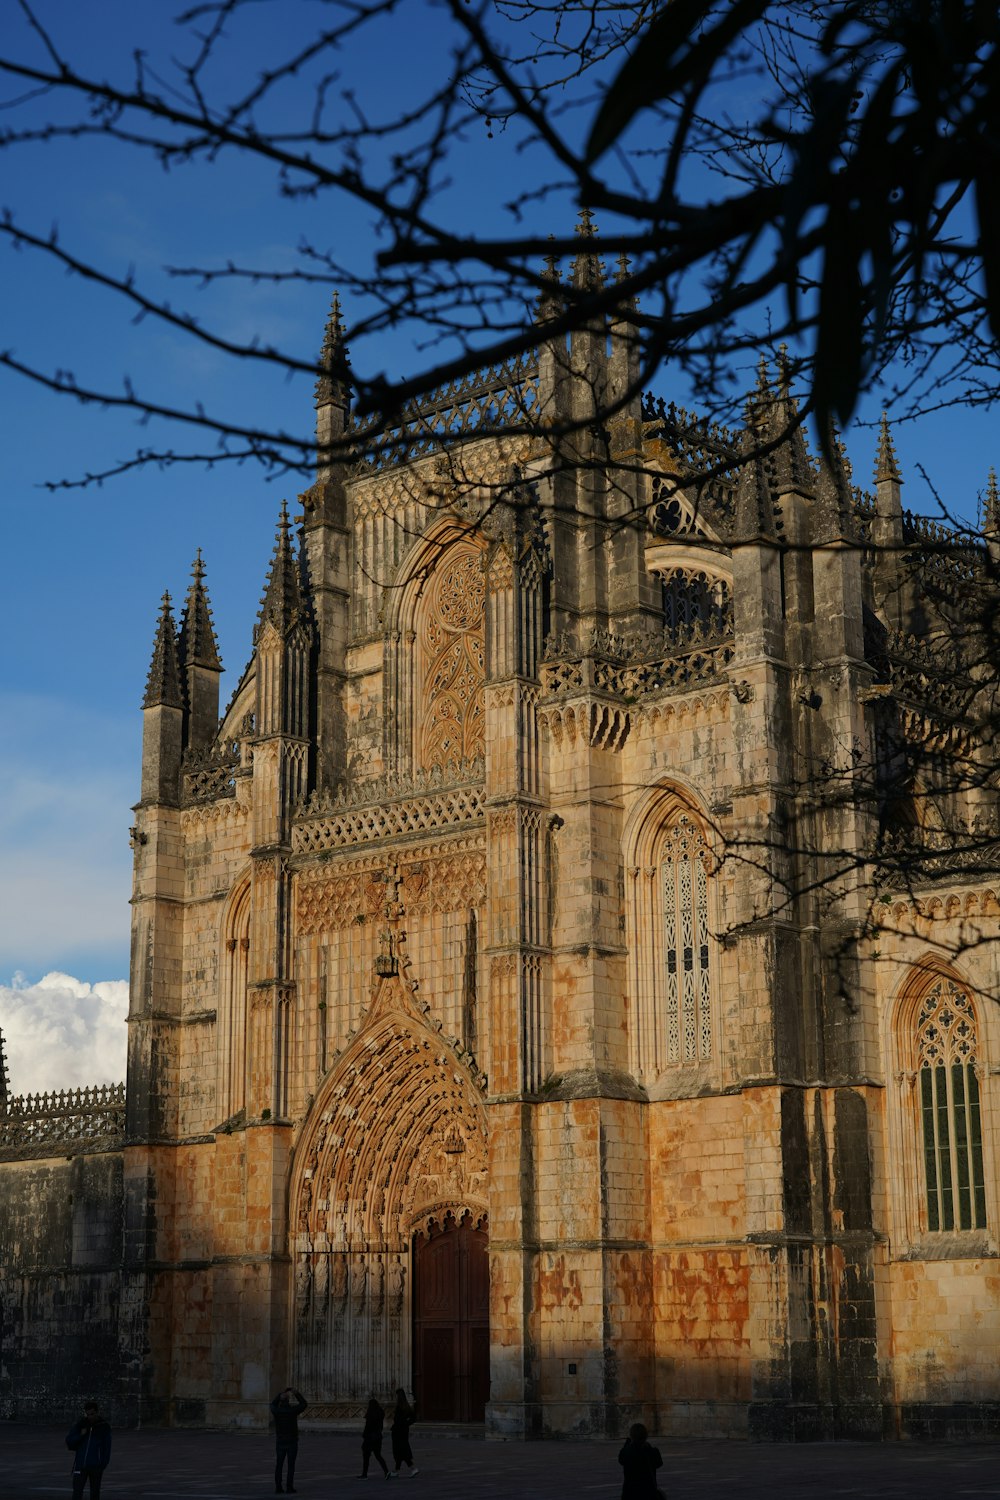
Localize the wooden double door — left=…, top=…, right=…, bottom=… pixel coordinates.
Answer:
left=412, top=1213, right=489, bottom=1422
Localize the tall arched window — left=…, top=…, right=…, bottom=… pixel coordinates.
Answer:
left=914, top=976, right=986, bottom=1232
left=626, top=800, right=718, bottom=1081
left=661, top=817, right=714, bottom=1064
left=218, top=880, right=250, bottom=1121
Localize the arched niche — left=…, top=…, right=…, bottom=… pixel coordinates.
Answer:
left=216, top=874, right=251, bottom=1124
left=382, top=520, right=488, bottom=777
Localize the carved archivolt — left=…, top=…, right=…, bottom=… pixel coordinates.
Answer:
left=291, top=973, right=489, bottom=1252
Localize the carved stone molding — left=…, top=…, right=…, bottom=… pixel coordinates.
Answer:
left=180, top=799, right=250, bottom=834
left=296, top=843, right=487, bottom=934
left=539, top=700, right=631, bottom=751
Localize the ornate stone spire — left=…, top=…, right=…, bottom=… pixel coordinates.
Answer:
left=570, top=206, right=606, bottom=292
left=768, top=349, right=814, bottom=497
left=0, top=1026, right=9, bottom=1110
left=613, top=250, right=638, bottom=316
left=755, top=354, right=773, bottom=403
left=143, top=592, right=184, bottom=709
left=535, top=239, right=563, bottom=323
left=314, top=291, right=352, bottom=410
left=256, top=501, right=306, bottom=640
left=814, top=423, right=855, bottom=543
left=733, top=408, right=777, bottom=542
left=178, top=550, right=222, bottom=672
left=984, top=466, right=1000, bottom=534
left=875, top=412, right=902, bottom=485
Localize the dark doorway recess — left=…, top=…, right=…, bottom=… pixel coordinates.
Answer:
left=412, top=1211, right=489, bottom=1421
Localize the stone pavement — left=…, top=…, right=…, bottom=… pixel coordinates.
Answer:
left=11, top=1426, right=1000, bottom=1500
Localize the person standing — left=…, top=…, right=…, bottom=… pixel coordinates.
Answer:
left=617, top=1422, right=662, bottom=1500
left=270, top=1386, right=308, bottom=1494
left=389, top=1387, right=418, bottom=1477
left=65, top=1400, right=112, bottom=1500
left=360, top=1396, right=390, bottom=1478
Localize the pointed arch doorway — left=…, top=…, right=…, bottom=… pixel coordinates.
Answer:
left=288, top=968, right=490, bottom=1420
left=413, top=1211, right=490, bottom=1422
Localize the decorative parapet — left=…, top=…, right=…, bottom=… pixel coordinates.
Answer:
left=294, top=759, right=486, bottom=854
left=872, top=825, right=1000, bottom=890
left=350, top=355, right=541, bottom=474
left=901, top=508, right=980, bottom=586
left=641, top=393, right=738, bottom=458
left=887, top=631, right=975, bottom=720
left=182, top=743, right=240, bottom=805
left=641, top=397, right=738, bottom=524
left=0, top=1082, right=126, bottom=1160
left=540, top=621, right=735, bottom=705
left=852, top=488, right=877, bottom=542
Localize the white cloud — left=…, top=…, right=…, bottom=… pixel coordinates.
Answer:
left=0, top=692, right=135, bottom=977
left=0, top=972, right=128, bottom=1096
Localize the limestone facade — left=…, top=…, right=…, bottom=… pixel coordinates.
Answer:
left=2, top=243, right=1000, bottom=1438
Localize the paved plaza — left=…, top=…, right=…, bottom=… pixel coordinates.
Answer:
left=9, top=1425, right=1000, bottom=1500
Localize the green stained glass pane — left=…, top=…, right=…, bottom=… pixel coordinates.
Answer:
left=934, top=1068, right=954, bottom=1231
left=920, top=1066, right=939, bottom=1231
left=968, top=1069, right=986, bottom=1230
left=953, top=1062, right=971, bottom=1230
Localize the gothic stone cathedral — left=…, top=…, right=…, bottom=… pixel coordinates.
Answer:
left=3, top=241, right=1000, bottom=1440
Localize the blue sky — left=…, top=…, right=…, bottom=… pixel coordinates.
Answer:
left=1, top=2, right=998, bottom=1084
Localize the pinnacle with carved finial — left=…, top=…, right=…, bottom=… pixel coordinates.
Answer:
left=985, top=466, right=1000, bottom=534
left=143, top=591, right=184, bottom=709
left=178, top=548, right=222, bottom=673
left=315, top=290, right=352, bottom=409
left=535, top=237, right=563, bottom=322
left=815, top=421, right=855, bottom=543
left=875, top=411, right=902, bottom=485
left=256, top=500, right=307, bottom=640
left=571, top=206, right=605, bottom=292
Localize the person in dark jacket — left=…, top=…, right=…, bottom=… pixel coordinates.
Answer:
left=66, top=1401, right=112, bottom=1500
left=270, top=1386, right=308, bottom=1494
left=360, top=1395, right=390, bottom=1478
left=618, top=1423, right=662, bottom=1500
left=389, top=1387, right=418, bottom=1477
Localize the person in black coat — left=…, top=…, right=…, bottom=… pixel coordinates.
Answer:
left=618, top=1423, right=662, bottom=1499
left=66, top=1401, right=112, bottom=1500
left=270, top=1386, right=308, bottom=1494
left=360, top=1396, right=390, bottom=1478
left=389, top=1387, right=418, bottom=1476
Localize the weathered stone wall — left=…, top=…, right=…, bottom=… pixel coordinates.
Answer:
left=0, top=1150, right=125, bottom=1422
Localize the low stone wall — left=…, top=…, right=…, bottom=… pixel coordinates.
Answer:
left=0, top=1086, right=127, bottom=1423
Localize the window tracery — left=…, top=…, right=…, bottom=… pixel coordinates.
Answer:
left=661, top=817, right=714, bottom=1064
left=914, top=977, right=986, bottom=1232
left=420, top=547, right=486, bottom=771
left=626, top=802, right=718, bottom=1080
left=660, top=569, right=733, bottom=640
